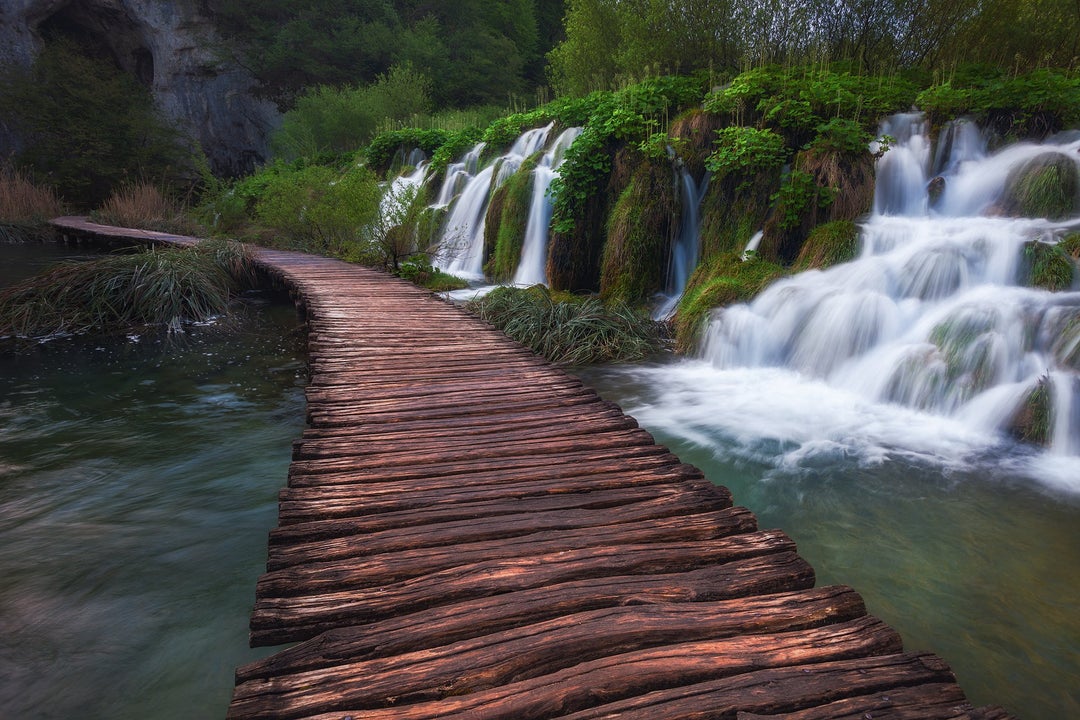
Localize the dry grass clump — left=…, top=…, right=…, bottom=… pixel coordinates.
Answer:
left=0, top=166, right=65, bottom=239
left=93, top=182, right=203, bottom=235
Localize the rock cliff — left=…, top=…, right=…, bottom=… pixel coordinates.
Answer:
left=0, top=0, right=278, bottom=176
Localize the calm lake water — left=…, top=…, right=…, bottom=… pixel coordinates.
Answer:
left=0, top=241, right=307, bottom=719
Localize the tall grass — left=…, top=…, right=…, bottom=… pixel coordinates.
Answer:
left=0, top=240, right=256, bottom=339
left=0, top=166, right=65, bottom=241
left=466, top=285, right=664, bottom=365
left=92, top=182, right=203, bottom=236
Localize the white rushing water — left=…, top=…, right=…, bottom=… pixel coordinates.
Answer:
left=643, top=114, right=1080, bottom=492
left=654, top=167, right=710, bottom=319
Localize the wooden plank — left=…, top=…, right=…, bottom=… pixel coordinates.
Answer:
left=269, top=479, right=729, bottom=550
left=249, top=531, right=798, bottom=645
left=237, top=552, right=816, bottom=682
left=230, top=616, right=902, bottom=720
left=256, top=507, right=760, bottom=597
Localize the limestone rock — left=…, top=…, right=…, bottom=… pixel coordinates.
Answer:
left=0, top=0, right=279, bottom=176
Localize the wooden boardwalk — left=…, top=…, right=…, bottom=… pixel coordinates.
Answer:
left=51, top=217, right=1014, bottom=720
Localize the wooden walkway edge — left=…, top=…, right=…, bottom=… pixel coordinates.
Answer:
left=50, top=217, right=1016, bottom=720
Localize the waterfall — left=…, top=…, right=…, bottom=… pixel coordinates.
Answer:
left=692, top=112, right=1080, bottom=485
left=380, top=160, right=428, bottom=220
left=654, top=167, right=709, bottom=319
left=435, top=125, right=556, bottom=280
left=513, top=126, right=583, bottom=286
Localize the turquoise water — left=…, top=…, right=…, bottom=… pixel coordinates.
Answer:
left=0, top=242, right=307, bottom=719
left=578, top=362, right=1080, bottom=720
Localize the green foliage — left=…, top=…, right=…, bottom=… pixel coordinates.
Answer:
left=705, top=127, right=787, bottom=181
left=396, top=254, right=468, bottom=292
left=673, top=252, right=785, bottom=351
left=212, top=0, right=557, bottom=108
left=0, top=39, right=190, bottom=207
left=916, top=69, right=1080, bottom=138
left=792, top=221, right=860, bottom=271
left=0, top=241, right=255, bottom=339
left=1023, top=242, right=1075, bottom=291
left=549, top=75, right=708, bottom=236
left=364, top=128, right=451, bottom=176
left=272, top=65, right=433, bottom=160
left=769, top=170, right=837, bottom=232
left=254, top=163, right=382, bottom=256
left=465, top=285, right=663, bottom=365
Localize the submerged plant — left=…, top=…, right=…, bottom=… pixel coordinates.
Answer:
left=466, top=285, right=663, bottom=365
left=0, top=241, right=256, bottom=340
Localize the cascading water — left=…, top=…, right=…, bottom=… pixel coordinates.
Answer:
left=649, top=113, right=1080, bottom=491
left=513, top=126, right=583, bottom=286
left=436, top=124, right=555, bottom=279
left=654, top=167, right=709, bottom=319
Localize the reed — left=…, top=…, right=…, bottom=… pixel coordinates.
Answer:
left=466, top=285, right=663, bottom=365
left=0, top=166, right=65, bottom=240
left=0, top=240, right=255, bottom=339
left=93, top=182, right=203, bottom=235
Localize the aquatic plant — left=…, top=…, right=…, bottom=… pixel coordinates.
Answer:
left=1002, top=153, right=1079, bottom=221
left=1007, top=374, right=1054, bottom=446
left=466, top=285, right=663, bottom=365
left=0, top=241, right=256, bottom=339
left=1023, top=241, right=1074, bottom=292
left=792, top=221, right=860, bottom=272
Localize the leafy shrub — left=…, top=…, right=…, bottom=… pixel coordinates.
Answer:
left=705, top=127, right=787, bottom=180
left=466, top=285, right=663, bottom=365
left=254, top=164, right=382, bottom=255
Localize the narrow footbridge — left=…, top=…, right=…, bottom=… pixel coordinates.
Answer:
left=52, top=218, right=1014, bottom=720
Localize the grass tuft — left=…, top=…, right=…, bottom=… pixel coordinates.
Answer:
left=0, top=165, right=65, bottom=241
left=92, top=182, right=204, bottom=236
left=0, top=240, right=256, bottom=340
left=466, top=285, right=663, bottom=365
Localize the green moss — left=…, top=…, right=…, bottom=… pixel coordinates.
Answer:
left=600, top=160, right=676, bottom=304
left=699, top=171, right=777, bottom=260
left=673, top=252, right=785, bottom=352
left=1049, top=309, right=1080, bottom=371
left=1060, top=233, right=1080, bottom=261
left=1023, top=241, right=1074, bottom=291
left=1002, top=153, right=1079, bottom=221
left=793, top=221, right=860, bottom=272
left=1008, top=375, right=1054, bottom=446
left=484, top=156, right=538, bottom=282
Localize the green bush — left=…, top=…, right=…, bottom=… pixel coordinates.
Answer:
left=254, top=164, right=382, bottom=255
left=271, top=64, right=433, bottom=160
left=705, top=127, right=787, bottom=181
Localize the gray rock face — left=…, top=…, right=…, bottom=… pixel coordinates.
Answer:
left=0, top=0, right=279, bottom=176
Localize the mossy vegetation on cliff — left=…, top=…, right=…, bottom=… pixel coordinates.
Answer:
left=673, top=252, right=785, bottom=351
left=484, top=155, right=539, bottom=282
left=600, top=160, right=677, bottom=304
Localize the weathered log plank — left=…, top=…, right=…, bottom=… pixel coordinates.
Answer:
left=276, top=464, right=712, bottom=525
left=285, top=444, right=679, bottom=489
left=231, top=616, right=901, bottom=720
left=257, top=507, right=760, bottom=597
left=237, top=552, right=816, bottom=682
left=250, top=531, right=798, bottom=645
left=269, top=479, right=729, bottom=553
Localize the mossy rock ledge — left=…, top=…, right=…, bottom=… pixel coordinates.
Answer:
left=1001, top=153, right=1080, bottom=220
